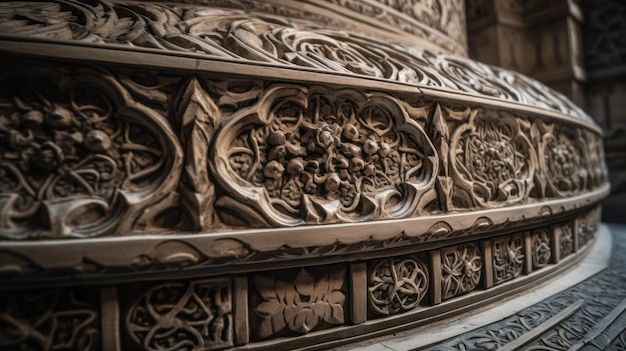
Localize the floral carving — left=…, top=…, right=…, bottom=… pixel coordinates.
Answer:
left=441, top=243, right=483, bottom=300
left=126, top=278, right=233, bottom=351
left=212, top=85, right=437, bottom=226
left=0, top=288, right=99, bottom=351
left=368, top=256, right=429, bottom=316
left=450, top=110, right=535, bottom=208
left=0, top=65, right=181, bottom=238
left=540, top=127, right=586, bottom=196
left=492, top=234, right=524, bottom=285
left=531, top=229, right=552, bottom=269
left=253, top=266, right=346, bottom=339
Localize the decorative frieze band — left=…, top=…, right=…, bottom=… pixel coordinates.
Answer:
left=0, top=58, right=608, bottom=240
left=0, top=205, right=602, bottom=351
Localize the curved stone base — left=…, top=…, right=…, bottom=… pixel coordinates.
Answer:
left=0, top=1, right=610, bottom=350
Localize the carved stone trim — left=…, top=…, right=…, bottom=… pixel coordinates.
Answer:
left=0, top=1, right=592, bottom=121
left=0, top=206, right=603, bottom=351
left=211, top=85, right=438, bottom=226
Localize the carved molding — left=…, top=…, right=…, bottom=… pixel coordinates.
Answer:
left=0, top=1, right=592, bottom=121
left=0, top=1, right=612, bottom=350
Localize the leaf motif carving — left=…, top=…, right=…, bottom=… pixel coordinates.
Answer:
left=253, top=266, right=346, bottom=339
left=176, top=78, right=220, bottom=230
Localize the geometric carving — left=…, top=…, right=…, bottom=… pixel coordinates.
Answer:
left=531, top=229, right=552, bottom=269
left=442, top=243, right=483, bottom=300
left=368, top=255, right=429, bottom=316
left=577, top=207, right=600, bottom=248
left=557, top=222, right=575, bottom=259
left=125, top=278, right=233, bottom=351
left=450, top=110, right=535, bottom=208
left=212, top=86, right=437, bottom=226
left=493, top=234, right=524, bottom=285
left=0, top=288, right=99, bottom=351
left=253, top=265, right=346, bottom=339
left=0, top=65, right=182, bottom=239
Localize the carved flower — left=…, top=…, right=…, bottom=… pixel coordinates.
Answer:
left=46, top=105, right=74, bottom=129
left=254, top=267, right=346, bottom=339
left=263, top=160, right=284, bottom=180
left=20, top=110, right=44, bottom=129
left=544, top=132, right=583, bottom=193
left=33, top=141, right=65, bottom=170
left=84, top=130, right=111, bottom=152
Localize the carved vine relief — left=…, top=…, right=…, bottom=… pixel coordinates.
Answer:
left=0, top=0, right=592, bottom=120
left=0, top=65, right=182, bottom=239
left=0, top=59, right=609, bottom=236
left=125, top=278, right=233, bottom=351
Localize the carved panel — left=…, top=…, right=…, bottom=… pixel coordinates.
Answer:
left=0, top=288, right=100, bottom=351
left=450, top=109, right=536, bottom=208
left=212, top=85, right=437, bottom=226
left=492, top=233, right=524, bottom=285
left=577, top=207, right=600, bottom=248
left=0, top=64, right=182, bottom=239
left=556, top=222, right=575, bottom=259
left=538, top=125, right=586, bottom=197
left=531, top=228, right=552, bottom=269
left=125, top=278, right=233, bottom=351
left=368, top=255, right=429, bottom=316
left=252, top=265, right=347, bottom=339
left=441, top=243, right=483, bottom=300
